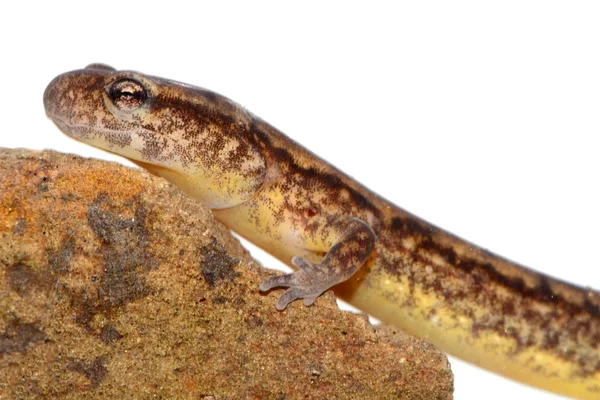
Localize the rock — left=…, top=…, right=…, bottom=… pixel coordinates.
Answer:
left=0, top=148, right=453, bottom=399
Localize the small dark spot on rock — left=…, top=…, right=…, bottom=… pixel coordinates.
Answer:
left=245, top=315, right=264, bottom=329
left=6, top=263, right=53, bottom=295
left=69, top=356, right=108, bottom=388
left=82, top=194, right=156, bottom=318
left=211, top=296, right=228, bottom=304
left=0, top=318, right=47, bottom=355
left=99, top=325, right=123, bottom=344
left=233, top=298, right=246, bottom=306
left=199, top=239, right=240, bottom=287
left=385, top=372, right=401, bottom=383
left=13, top=217, right=26, bottom=235
left=179, top=249, right=185, bottom=256
left=61, top=193, right=75, bottom=203
left=237, top=335, right=247, bottom=343
left=47, top=236, right=76, bottom=274
left=71, top=288, right=98, bottom=328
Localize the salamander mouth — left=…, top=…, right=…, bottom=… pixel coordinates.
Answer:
left=47, top=115, right=99, bottom=141
left=48, top=116, right=71, bottom=134
left=46, top=116, right=183, bottom=171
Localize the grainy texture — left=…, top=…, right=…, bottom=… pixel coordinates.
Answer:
left=0, top=148, right=453, bottom=400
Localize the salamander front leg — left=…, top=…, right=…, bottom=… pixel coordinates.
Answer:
left=259, top=215, right=376, bottom=310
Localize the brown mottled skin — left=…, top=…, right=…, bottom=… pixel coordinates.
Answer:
left=44, top=64, right=600, bottom=398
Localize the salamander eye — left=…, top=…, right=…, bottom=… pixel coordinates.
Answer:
left=107, top=78, right=147, bottom=111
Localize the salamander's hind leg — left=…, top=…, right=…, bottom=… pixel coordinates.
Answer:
left=259, top=215, right=376, bottom=310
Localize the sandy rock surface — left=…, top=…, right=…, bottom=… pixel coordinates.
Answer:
left=0, top=148, right=453, bottom=399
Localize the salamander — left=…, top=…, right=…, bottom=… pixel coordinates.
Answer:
left=43, top=64, right=600, bottom=398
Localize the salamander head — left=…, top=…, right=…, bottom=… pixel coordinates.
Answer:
left=44, top=64, right=267, bottom=209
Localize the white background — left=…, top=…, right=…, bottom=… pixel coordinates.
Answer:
left=1, top=2, right=599, bottom=399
